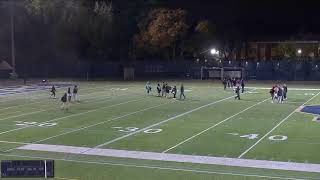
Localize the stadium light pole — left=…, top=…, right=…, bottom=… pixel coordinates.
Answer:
left=10, top=0, right=16, bottom=76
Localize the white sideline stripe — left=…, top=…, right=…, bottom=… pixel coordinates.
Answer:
left=17, top=144, right=320, bottom=174
left=162, top=97, right=270, bottom=153
left=32, top=101, right=175, bottom=144
left=90, top=90, right=255, bottom=150
left=0, top=97, right=145, bottom=136
left=0, top=153, right=308, bottom=180
left=247, top=87, right=320, bottom=91
left=238, top=91, right=320, bottom=158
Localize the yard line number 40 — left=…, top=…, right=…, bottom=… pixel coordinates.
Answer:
left=228, top=133, right=288, bottom=141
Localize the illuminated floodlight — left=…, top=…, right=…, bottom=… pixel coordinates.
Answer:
left=210, top=48, right=219, bottom=55
left=297, top=49, right=302, bottom=54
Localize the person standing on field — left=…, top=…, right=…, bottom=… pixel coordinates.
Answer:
left=241, top=79, right=245, bottom=93
left=67, top=87, right=72, bottom=102
left=172, top=86, right=177, bottom=99
left=61, top=93, right=68, bottom=110
left=283, top=84, right=288, bottom=100
left=235, top=85, right=241, bottom=100
left=50, top=85, right=56, bottom=99
left=73, top=85, right=79, bottom=102
left=157, top=83, right=161, bottom=96
left=222, top=78, right=227, bottom=90
left=180, top=84, right=185, bottom=100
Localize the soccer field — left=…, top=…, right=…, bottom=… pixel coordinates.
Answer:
left=0, top=80, right=320, bottom=180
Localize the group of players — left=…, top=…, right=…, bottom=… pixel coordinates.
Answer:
left=146, top=82, right=186, bottom=100
left=50, top=85, right=79, bottom=110
left=222, top=78, right=245, bottom=100
left=270, top=84, right=288, bottom=103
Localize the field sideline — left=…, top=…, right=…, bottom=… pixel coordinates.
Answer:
left=0, top=80, right=319, bottom=179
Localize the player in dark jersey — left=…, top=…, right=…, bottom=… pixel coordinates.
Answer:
left=235, top=85, right=240, bottom=100
left=50, top=85, right=56, bottom=99
left=222, top=78, right=227, bottom=90
left=283, top=84, right=288, bottom=100
left=67, top=87, right=72, bottom=102
left=61, top=93, right=68, bottom=110
left=165, top=84, right=171, bottom=98
left=180, top=84, right=185, bottom=100
left=73, top=85, right=79, bottom=102
left=241, top=79, right=245, bottom=93
left=171, top=86, right=177, bottom=99
left=157, top=84, right=161, bottom=96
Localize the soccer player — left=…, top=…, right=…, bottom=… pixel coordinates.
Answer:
left=269, top=86, right=275, bottom=102
left=241, top=79, right=245, bottom=93
left=283, top=84, right=288, bottom=100
left=67, top=87, right=72, bottom=102
left=162, top=82, right=166, bottom=97
left=60, top=93, right=68, bottom=110
left=50, top=85, right=56, bottom=99
left=171, top=86, right=177, bottom=99
left=165, top=84, right=171, bottom=98
left=222, top=78, right=227, bottom=90
left=157, top=83, right=161, bottom=96
left=277, top=87, right=283, bottom=103
left=73, top=85, right=79, bottom=102
left=180, top=84, right=185, bottom=100
left=146, top=81, right=152, bottom=95
left=235, top=85, right=240, bottom=100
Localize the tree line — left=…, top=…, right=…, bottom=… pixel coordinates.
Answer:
left=0, top=0, right=219, bottom=66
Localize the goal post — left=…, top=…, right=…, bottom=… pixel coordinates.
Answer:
left=200, top=66, right=245, bottom=80
left=200, top=66, right=223, bottom=80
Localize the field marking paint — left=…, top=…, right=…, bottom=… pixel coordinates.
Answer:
left=88, top=90, right=255, bottom=151
left=0, top=84, right=119, bottom=104
left=162, top=97, right=270, bottom=153
left=30, top=101, right=175, bottom=144
left=0, top=90, right=135, bottom=122
left=0, top=153, right=311, bottom=180
left=0, top=140, right=29, bottom=145
left=247, top=87, right=320, bottom=91
left=56, top=177, right=80, bottom=180
left=238, top=91, right=320, bottom=158
left=16, top=144, right=320, bottom=174
left=0, top=97, right=146, bottom=136
left=0, top=86, right=127, bottom=111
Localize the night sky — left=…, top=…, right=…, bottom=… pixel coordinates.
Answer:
left=166, top=0, right=320, bottom=38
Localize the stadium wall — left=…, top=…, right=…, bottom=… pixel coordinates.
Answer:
left=14, top=59, right=320, bottom=81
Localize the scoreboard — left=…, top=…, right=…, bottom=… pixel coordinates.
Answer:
left=1, top=160, right=54, bottom=178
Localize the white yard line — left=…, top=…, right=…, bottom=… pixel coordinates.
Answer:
left=238, top=91, right=320, bottom=158
left=16, top=144, right=320, bottom=174
left=162, top=97, right=270, bottom=153
left=247, top=87, right=320, bottom=91
left=0, top=85, right=115, bottom=103
left=0, top=153, right=309, bottom=180
left=88, top=90, right=254, bottom=152
left=0, top=90, right=134, bottom=121
left=0, top=97, right=146, bottom=136
left=30, top=101, right=175, bottom=144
